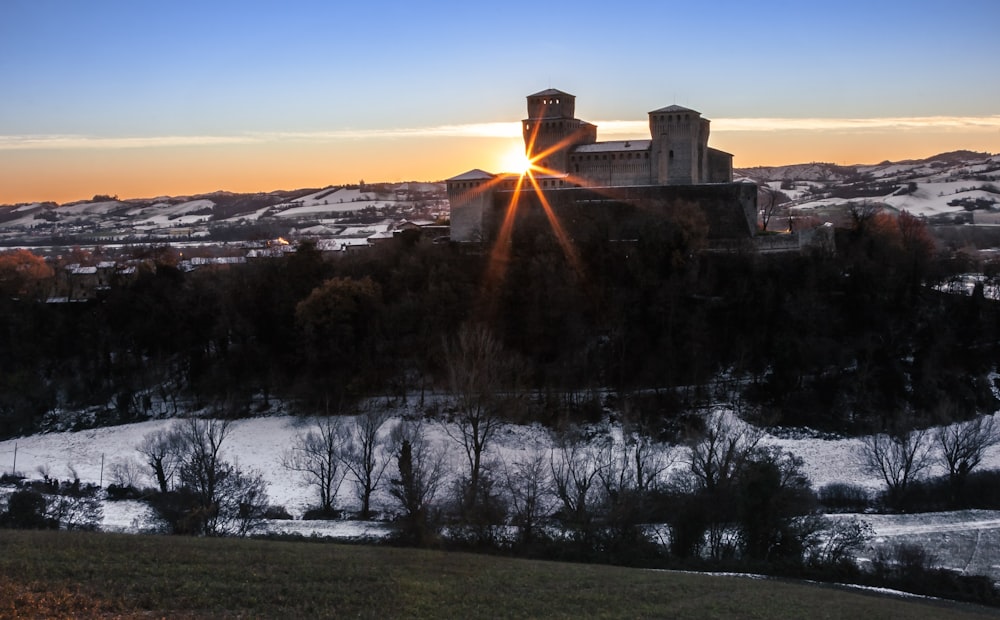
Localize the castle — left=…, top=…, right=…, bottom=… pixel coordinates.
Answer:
left=447, top=89, right=756, bottom=244
left=520, top=88, right=733, bottom=186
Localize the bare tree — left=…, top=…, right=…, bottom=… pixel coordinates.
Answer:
left=341, top=403, right=394, bottom=519
left=137, top=427, right=183, bottom=493
left=177, top=418, right=231, bottom=513
left=443, top=324, right=522, bottom=510
left=211, top=465, right=270, bottom=537
left=282, top=416, right=347, bottom=516
left=147, top=417, right=271, bottom=537
left=45, top=494, right=103, bottom=531
left=757, top=183, right=785, bottom=232
left=549, top=430, right=606, bottom=532
left=862, top=427, right=933, bottom=507
left=687, top=412, right=763, bottom=492
left=617, top=414, right=675, bottom=495
left=806, top=517, right=874, bottom=567
left=108, top=457, right=145, bottom=489
left=388, top=421, right=445, bottom=544
left=594, top=425, right=675, bottom=534
left=937, top=415, right=1000, bottom=488
left=501, top=449, right=553, bottom=545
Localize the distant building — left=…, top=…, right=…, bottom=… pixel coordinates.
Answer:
left=447, top=89, right=755, bottom=244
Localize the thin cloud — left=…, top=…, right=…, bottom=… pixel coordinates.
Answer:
left=3, top=116, right=997, bottom=150
left=254, top=123, right=525, bottom=141
left=0, top=134, right=260, bottom=150
left=0, top=123, right=525, bottom=150
left=713, top=116, right=1000, bottom=132
left=589, top=116, right=1000, bottom=134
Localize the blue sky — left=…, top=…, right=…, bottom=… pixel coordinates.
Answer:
left=1, top=0, right=998, bottom=203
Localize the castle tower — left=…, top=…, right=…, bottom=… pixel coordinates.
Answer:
left=648, top=105, right=709, bottom=184
left=522, top=89, right=596, bottom=174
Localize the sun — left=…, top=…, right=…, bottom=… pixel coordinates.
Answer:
left=499, top=145, right=534, bottom=175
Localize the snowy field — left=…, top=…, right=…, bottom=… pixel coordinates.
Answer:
left=762, top=153, right=1000, bottom=220
left=3, top=409, right=1000, bottom=580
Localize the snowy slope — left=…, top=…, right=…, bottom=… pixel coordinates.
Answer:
left=5, top=408, right=1000, bottom=580
left=126, top=199, right=215, bottom=227
left=739, top=151, right=1000, bottom=221
left=7, top=411, right=1000, bottom=510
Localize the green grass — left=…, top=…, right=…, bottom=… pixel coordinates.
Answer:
left=0, top=530, right=997, bottom=619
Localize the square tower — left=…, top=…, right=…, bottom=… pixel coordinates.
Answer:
left=522, top=89, right=596, bottom=174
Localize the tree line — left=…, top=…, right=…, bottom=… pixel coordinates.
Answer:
left=0, top=209, right=997, bottom=441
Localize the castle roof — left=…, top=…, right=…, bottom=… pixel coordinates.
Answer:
left=649, top=104, right=701, bottom=115
left=447, top=169, right=495, bottom=182
left=573, top=140, right=651, bottom=154
left=528, top=88, right=574, bottom=98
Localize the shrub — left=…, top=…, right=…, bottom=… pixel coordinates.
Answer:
left=1, top=490, right=56, bottom=529
left=302, top=506, right=342, bottom=520
left=960, top=469, right=1000, bottom=508
left=46, top=494, right=103, bottom=531
left=817, top=483, right=872, bottom=513
left=264, top=505, right=293, bottom=520
left=0, top=473, right=24, bottom=486
left=105, top=484, right=147, bottom=501
left=146, top=488, right=204, bottom=535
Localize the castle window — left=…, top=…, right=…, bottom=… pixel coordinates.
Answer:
left=669, top=150, right=674, bottom=159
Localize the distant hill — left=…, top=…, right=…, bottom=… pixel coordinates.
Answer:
left=0, top=182, right=447, bottom=247
left=3, top=151, right=998, bottom=243
left=737, top=151, right=1000, bottom=227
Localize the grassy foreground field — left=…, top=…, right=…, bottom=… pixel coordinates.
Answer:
left=0, top=531, right=996, bottom=619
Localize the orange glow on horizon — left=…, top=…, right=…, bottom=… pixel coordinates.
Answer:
left=1, top=122, right=996, bottom=205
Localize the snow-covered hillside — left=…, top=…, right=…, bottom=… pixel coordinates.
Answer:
left=0, top=182, right=448, bottom=246
left=3, top=407, right=1000, bottom=579
left=738, top=151, right=1000, bottom=225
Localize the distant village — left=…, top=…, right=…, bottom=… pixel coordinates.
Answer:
left=0, top=182, right=450, bottom=302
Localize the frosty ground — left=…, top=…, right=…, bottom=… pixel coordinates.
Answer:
left=2, top=406, right=1000, bottom=582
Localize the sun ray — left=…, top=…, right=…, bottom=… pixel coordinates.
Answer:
left=476, top=117, right=600, bottom=320
left=524, top=171, right=584, bottom=278
left=477, top=172, right=529, bottom=319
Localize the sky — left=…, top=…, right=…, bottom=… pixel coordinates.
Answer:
left=1, top=0, right=998, bottom=205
